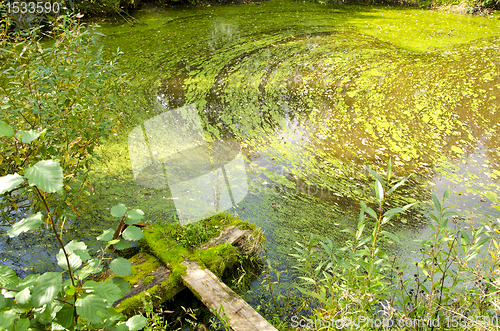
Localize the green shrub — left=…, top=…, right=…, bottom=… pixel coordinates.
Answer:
left=0, top=14, right=126, bottom=226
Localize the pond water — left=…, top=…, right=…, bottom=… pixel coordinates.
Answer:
left=3, top=0, right=500, bottom=319
left=86, top=0, right=500, bottom=309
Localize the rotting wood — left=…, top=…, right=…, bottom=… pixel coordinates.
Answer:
left=113, top=266, right=174, bottom=308
left=198, top=225, right=250, bottom=250
left=181, top=260, right=277, bottom=331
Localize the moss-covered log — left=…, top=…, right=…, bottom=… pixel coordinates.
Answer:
left=110, top=215, right=264, bottom=316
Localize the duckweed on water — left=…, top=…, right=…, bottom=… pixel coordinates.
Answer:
left=86, top=0, right=500, bottom=301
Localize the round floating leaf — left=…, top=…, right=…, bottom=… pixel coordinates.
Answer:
left=109, top=257, right=132, bottom=277
left=15, top=130, right=40, bottom=143
left=75, top=294, right=112, bottom=324
left=97, top=228, right=115, bottom=241
left=24, top=160, right=63, bottom=194
left=31, top=272, right=62, bottom=306
left=111, top=204, right=127, bottom=218
left=0, top=266, right=19, bottom=286
left=0, top=173, right=24, bottom=195
left=126, top=315, right=147, bottom=331
left=122, top=226, right=143, bottom=241
left=0, top=121, right=14, bottom=137
left=7, top=212, right=43, bottom=238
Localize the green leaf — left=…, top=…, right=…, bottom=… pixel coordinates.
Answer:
left=386, top=175, right=411, bottom=196
left=15, top=287, right=30, bottom=305
left=366, top=167, right=386, bottom=186
left=13, top=318, right=30, bottom=331
left=0, top=295, right=7, bottom=309
left=31, top=272, right=62, bottom=306
left=57, top=249, right=82, bottom=270
left=24, top=160, right=63, bottom=194
left=386, top=158, right=392, bottom=183
left=443, top=187, right=450, bottom=199
left=122, top=226, right=143, bottom=241
left=0, top=121, right=14, bottom=137
left=126, top=209, right=145, bottom=225
left=432, top=192, right=442, bottom=213
left=0, top=173, right=24, bottom=195
left=82, top=281, right=122, bottom=304
left=75, top=294, right=112, bottom=324
left=114, top=239, right=132, bottom=250
left=375, top=180, right=384, bottom=202
left=57, top=240, right=90, bottom=270
left=361, top=202, right=377, bottom=219
left=97, top=228, right=115, bottom=241
left=0, top=311, right=17, bottom=330
left=55, top=304, right=75, bottom=329
left=384, top=207, right=404, bottom=219
left=110, top=277, right=130, bottom=296
left=65, top=285, right=76, bottom=296
left=0, top=266, right=18, bottom=286
left=380, top=230, right=401, bottom=244
left=7, top=212, right=43, bottom=238
left=66, top=240, right=91, bottom=261
left=15, top=130, right=40, bottom=143
left=126, top=315, right=147, bottom=331
left=111, top=204, right=127, bottom=217
left=109, top=257, right=132, bottom=276
left=75, top=258, right=102, bottom=281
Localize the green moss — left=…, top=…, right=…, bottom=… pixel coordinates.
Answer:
left=123, top=253, right=161, bottom=285
left=142, top=276, right=155, bottom=286
left=115, top=253, right=187, bottom=317
left=193, top=243, right=241, bottom=278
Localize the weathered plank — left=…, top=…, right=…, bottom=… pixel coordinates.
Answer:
left=181, top=260, right=277, bottom=331
left=198, top=225, right=250, bottom=250
left=113, top=265, right=173, bottom=308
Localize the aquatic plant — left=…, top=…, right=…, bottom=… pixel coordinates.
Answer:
left=290, top=162, right=500, bottom=330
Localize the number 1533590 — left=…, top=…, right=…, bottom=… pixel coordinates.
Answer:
left=6, top=2, right=61, bottom=14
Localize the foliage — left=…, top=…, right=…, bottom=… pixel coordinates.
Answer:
left=0, top=145, right=147, bottom=330
left=291, top=162, right=500, bottom=330
left=0, top=14, right=125, bottom=226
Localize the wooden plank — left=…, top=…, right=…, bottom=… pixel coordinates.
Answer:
left=198, top=225, right=250, bottom=250
left=113, top=266, right=174, bottom=308
left=181, top=260, right=277, bottom=331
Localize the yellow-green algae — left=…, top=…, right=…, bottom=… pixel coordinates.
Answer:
left=115, top=214, right=262, bottom=316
